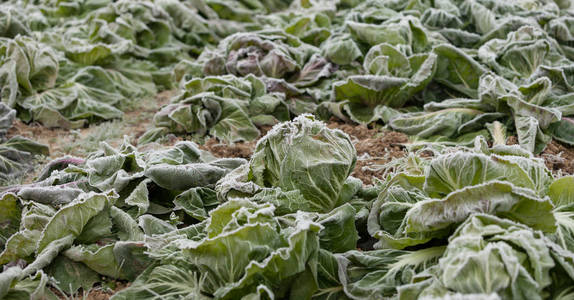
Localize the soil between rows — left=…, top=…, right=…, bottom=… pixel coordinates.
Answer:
left=197, top=122, right=574, bottom=185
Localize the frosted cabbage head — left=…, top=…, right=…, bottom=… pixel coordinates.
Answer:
left=249, top=114, right=356, bottom=212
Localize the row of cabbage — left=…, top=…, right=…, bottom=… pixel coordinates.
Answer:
left=3, top=0, right=574, bottom=153
left=132, top=0, right=574, bottom=153
left=0, top=0, right=305, bottom=127
left=2, top=115, right=574, bottom=299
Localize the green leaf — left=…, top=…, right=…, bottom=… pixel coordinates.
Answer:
left=110, top=263, right=209, bottom=300
left=317, top=204, right=358, bottom=253
left=174, top=187, right=219, bottom=221
left=45, top=256, right=99, bottom=294
left=407, top=181, right=556, bottom=233
left=433, top=44, right=487, bottom=98
left=414, top=215, right=564, bottom=299
left=37, top=192, right=116, bottom=253
left=550, top=117, right=574, bottom=146
left=549, top=176, right=574, bottom=207
left=0, top=193, right=21, bottom=251
left=145, top=161, right=237, bottom=191
left=233, top=115, right=356, bottom=213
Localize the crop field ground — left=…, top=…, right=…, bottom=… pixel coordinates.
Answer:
left=5, top=0, right=574, bottom=299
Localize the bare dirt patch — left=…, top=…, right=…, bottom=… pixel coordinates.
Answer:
left=508, top=135, right=574, bottom=175
left=195, top=126, right=271, bottom=159
left=328, top=121, right=409, bottom=185
left=52, top=281, right=129, bottom=300
left=200, top=138, right=257, bottom=159
left=84, top=282, right=129, bottom=300
left=541, top=140, right=574, bottom=175
left=126, top=89, right=174, bottom=141
left=8, top=120, right=71, bottom=158
left=7, top=90, right=175, bottom=159
left=506, top=136, right=574, bottom=175
left=3, top=91, right=176, bottom=184
left=506, top=136, right=519, bottom=146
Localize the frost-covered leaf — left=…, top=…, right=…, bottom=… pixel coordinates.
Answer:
left=410, top=215, right=573, bottom=299
left=218, top=115, right=356, bottom=213
left=45, top=256, right=99, bottom=294
left=37, top=191, right=116, bottom=253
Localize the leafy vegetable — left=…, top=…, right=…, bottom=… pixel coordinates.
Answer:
left=5, top=1, right=574, bottom=299
left=0, top=103, right=48, bottom=184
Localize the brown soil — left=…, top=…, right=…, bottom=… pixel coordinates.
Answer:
left=8, top=120, right=76, bottom=159
left=542, top=140, right=574, bottom=175
left=52, top=281, right=129, bottom=300
left=328, top=121, right=409, bottom=185
left=327, top=122, right=380, bottom=140
left=84, top=282, right=129, bottom=300
left=507, top=135, right=574, bottom=175
left=506, top=136, right=519, bottom=145
left=258, top=125, right=273, bottom=137
left=200, top=138, right=257, bottom=159
left=3, top=91, right=176, bottom=184
left=7, top=90, right=175, bottom=159
left=126, top=89, right=174, bottom=141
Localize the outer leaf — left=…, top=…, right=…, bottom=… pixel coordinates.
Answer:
left=37, top=192, right=115, bottom=253
left=406, top=181, right=556, bottom=233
